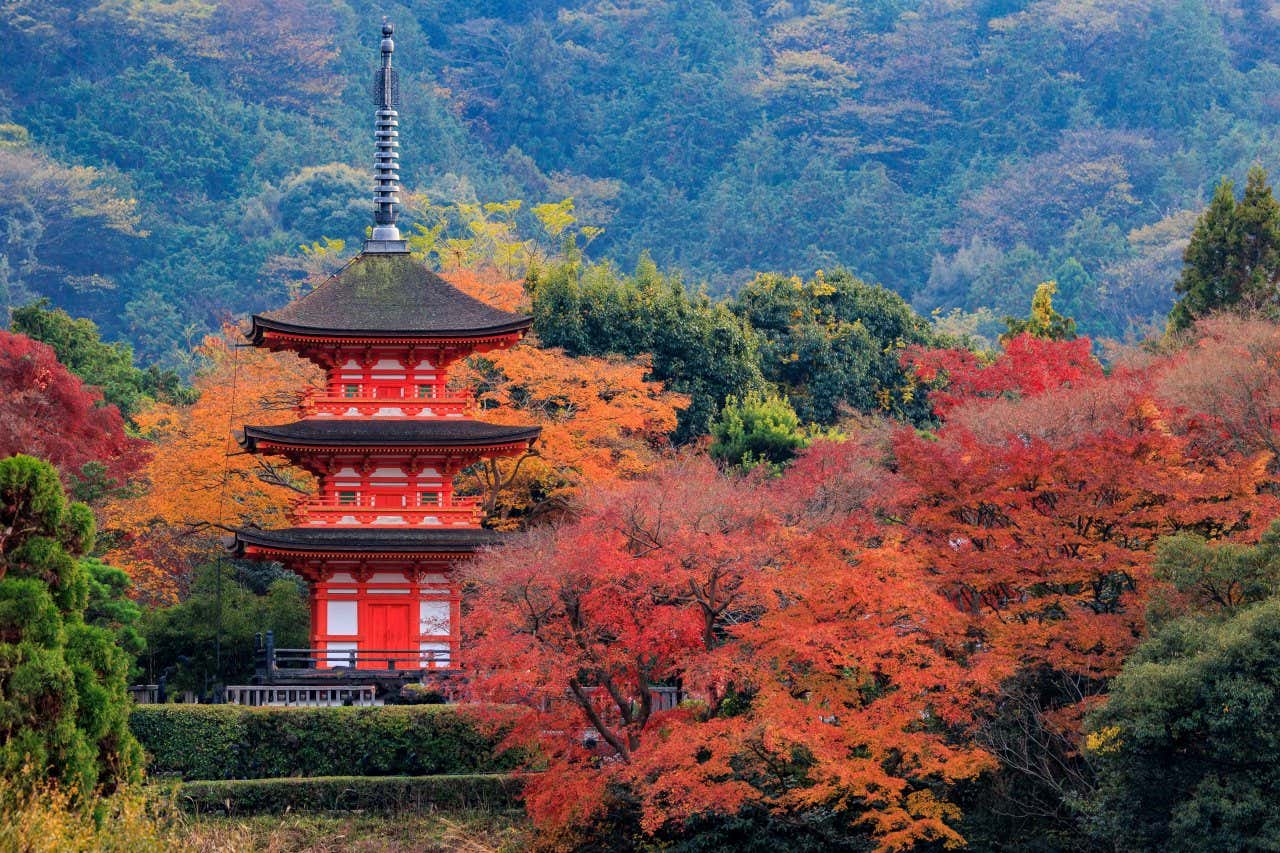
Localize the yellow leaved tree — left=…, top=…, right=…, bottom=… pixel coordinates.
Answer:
left=101, top=331, right=319, bottom=604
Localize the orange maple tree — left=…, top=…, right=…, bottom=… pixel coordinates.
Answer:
left=455, top=346, right=686, bottom=527
left=101, top=331, right=319, bottom=603
left=445, top=268, right=687, bottom=527
left=464, top=451, right=994, bottom=850
left=897, top=334, right=1276, bottom=690
left=464, top=322, right=1280, bottom=847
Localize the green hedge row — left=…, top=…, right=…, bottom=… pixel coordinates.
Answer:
left=129, top=705, right=523, bottom=780
left=171, top=774, right=523, bottom=815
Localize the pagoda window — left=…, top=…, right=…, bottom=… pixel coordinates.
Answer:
left=342, top=383, right=360, bottom=398
left=418, top=491, right=441, bottom=506
left=416, top=383, right=437, bottom=399
left=420, top=599, right=451, bottom=635
left=337, top=490, right=359, bottom=506
left=326, top=600, right=358, bottom=635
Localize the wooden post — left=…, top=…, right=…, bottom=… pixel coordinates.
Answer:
left=265, top=630, right=275, bottom=683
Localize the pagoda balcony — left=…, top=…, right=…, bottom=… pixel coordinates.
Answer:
left=300, top=389, right=474, bottom=418
left=294, top=496, right=482, bottom=526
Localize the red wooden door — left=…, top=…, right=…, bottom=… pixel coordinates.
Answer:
left=361, top=602, right=411, bottom=669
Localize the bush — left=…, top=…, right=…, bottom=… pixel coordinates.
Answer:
left=0, top=777, right=177, bottom=851
left=709, top=390, right=808, bottom=470
left=130, top=705, right=522, bottom=780
left=173, top=774, right=522, bottom=815
left=0, top=454, right=142, bottom=800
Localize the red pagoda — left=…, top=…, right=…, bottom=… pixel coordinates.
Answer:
left=230, top=23, right=538, bottom=685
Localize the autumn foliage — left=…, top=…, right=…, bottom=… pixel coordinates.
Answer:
left=465, top=325, right=1280, bottom=849
left=447, top=269, right=687, bottom=526
left=101, top=331, right=319, bottom=604
left=0, top=331, right=147, bottom=485
left=465, top=451, right=995, bottom=850
left=905, top=332, right=1102, bottom=419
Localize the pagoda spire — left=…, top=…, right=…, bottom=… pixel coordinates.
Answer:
left=367, top=20, right=408, bottom=254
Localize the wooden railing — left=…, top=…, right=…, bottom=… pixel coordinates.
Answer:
left=258, top=643, right=451, bottom=677
left=300, top=390, right=473, bottom=418
left=225, top=684, right=378, bottom=707
left=295, top=497, right=480, bottom=526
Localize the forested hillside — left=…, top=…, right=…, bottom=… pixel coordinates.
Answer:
left=3, top=0, right=1279, bottom=358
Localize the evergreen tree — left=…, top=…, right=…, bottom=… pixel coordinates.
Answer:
left=1085, top=521, right=1280, bottom=849
left=709, top=390, right=808, bottom=470
left=141, top=562, right=308, bottom=693
left=1001, top=280, right=1077, bottom=343
left=0, top=455, right=142, bottom=800
left=732, top=270, right=937, bottom=425
left=1170, top=166, right=1280, bottom=331
left=529, top=254, right=766, bottom=442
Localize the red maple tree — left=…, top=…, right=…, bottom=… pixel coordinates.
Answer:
left=0, top=331, right=147, bottom=486
left=464, top=451, right=994, bottom=850
left=905, top=333, right=1102, bottom=419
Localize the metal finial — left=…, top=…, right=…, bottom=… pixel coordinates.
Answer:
left=367, top=19, right=407, bottom=253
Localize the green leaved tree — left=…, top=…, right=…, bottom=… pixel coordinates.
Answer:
left=529, top=252, right=766, bottom=441
left=709, top=390, right=808, bottom=470
left=731, top=269, right=937, bottom=425
left=1169, top=166, right=1280, bottom=331
left=10, top=300, right=194, bottom=420
left=1085, top=521, right=1280, bottom=849
left=0, top=455, right=142, bottom=800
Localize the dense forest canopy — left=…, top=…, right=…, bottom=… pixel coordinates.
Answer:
left=4, top=0, right=1280, bottom=361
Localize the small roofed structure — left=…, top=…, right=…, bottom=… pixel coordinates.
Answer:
left=229, top=23, right=539, bottom=696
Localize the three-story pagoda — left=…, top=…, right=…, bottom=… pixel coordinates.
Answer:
left=231, top=23, right=538, bottom=676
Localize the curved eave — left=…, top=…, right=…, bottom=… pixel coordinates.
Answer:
left=238, top=544, right=485, bottom=561
left=238, top=426, right=541, bottom=457
left=229, top=527, right=505, bottom=561
left=246, top=440, right=536, bottom=458
left=247, top=314, right=533, bottom=346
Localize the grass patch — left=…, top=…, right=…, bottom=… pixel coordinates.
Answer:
left=178, top=809, right=530, bottom=852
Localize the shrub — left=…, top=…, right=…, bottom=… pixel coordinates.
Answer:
left=709, top=390, right=808, bottom=470
left=173, top=774, right=522, bottom=815
left=129, top=705, right=523, bottom=780
left=0, top=777, right=176, bottom=851
left=392, top=683, right=449, bottom=705
left=0, top=454, right=142, bottom=800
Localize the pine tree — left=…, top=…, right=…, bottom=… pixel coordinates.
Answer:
left=1170, top=166, right=1280, bottom=330
left=1235, top=165, right=1280, bottom=310
left=709, top=390, right=808, bottom=470
left=0, top=455, right=142, bottom=801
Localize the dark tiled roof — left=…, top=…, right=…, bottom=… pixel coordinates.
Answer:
left=248, top=253, right=532, bottom=341
left=231, top=526, right=506, bottom=556
left=240, top=419, right=541, bottom=451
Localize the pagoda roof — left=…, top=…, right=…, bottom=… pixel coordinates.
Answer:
left=248, top=253, right=532, bottom=343
left=231, top=526, right=506, bottom=557
left=240, top=419, right=541, bottom=452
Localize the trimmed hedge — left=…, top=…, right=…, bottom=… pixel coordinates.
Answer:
left=172, top=773, right=523, bottom=815
left=130, top=704, right=522, bottom=780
